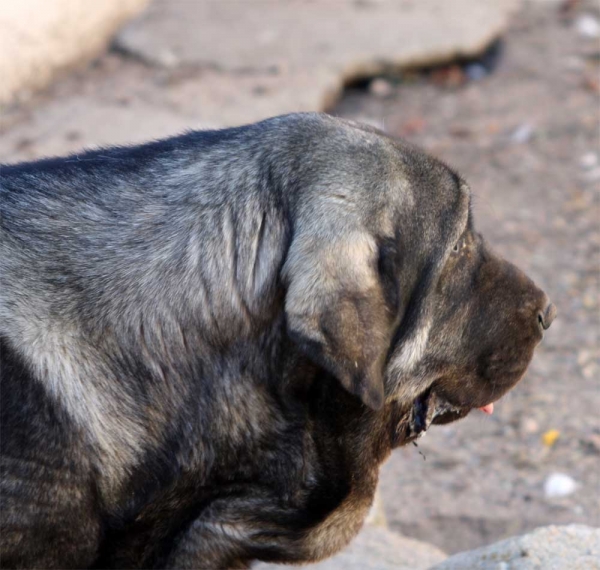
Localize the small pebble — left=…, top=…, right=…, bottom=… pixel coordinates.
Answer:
left=464, top=63, right=488, bottom=81
left=510, top=123, right=534, bottom=144
left=154, top=48, right=179, bottom=68
left=579, top=152, right=598, bottom=169
left=369, top=78, right=394, bottom=98
left=584, top=433, right=600, bottom=454
left=575, top=14, right=600, bottom=38
left=522, top=417, right=540, bottom=434
left=544, top=473, right=578, bottom=498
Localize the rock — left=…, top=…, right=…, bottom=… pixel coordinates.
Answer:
left=544, top=473, right=578, bottom=499
left=464, top=62, right=489, bottom=81
left=582, top=433, right=600, bottom=455
left=575, top=15, right=600, bottom=39
left=0, top=0, right=149, bottom=105
left=579, top=152, right=598, bottom=170
left=369, top=78, right=395, bottom=98
left=118, top=0, right=518, bottom=71
left=521, top=418, right=540, bottom=434
left=510, top=123, right=535, bottom=144
left=431, top=525, right=600, bottom=570
left=257, top=526, right=447, bottom=570
left=115, top=0, right=519, bottom=124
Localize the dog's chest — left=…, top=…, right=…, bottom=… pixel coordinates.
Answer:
left=302, top=477, right=378, bottom=561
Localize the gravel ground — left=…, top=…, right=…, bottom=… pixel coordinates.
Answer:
left=334, top=2, right=600, bottom=554
left=0, top=0, right=597, bottom=559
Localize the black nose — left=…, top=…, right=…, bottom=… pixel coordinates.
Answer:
left=538, top=302, right=557, bottom=330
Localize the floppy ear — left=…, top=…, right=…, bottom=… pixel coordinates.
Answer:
left=283, top=229, right=393, bottom=410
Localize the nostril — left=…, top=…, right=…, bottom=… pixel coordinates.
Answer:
left=538, top=302, right=557, bottom=330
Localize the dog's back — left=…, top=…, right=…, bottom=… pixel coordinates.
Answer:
left=0, top=113, right=329, bottom=568
left=1, top=112, right=553, bottom=568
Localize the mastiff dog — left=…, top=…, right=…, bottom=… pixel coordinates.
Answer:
left=0, top=113, right=555, bottom=569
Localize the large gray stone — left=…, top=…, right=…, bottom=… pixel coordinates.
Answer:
left=117, top=0, right=517, bottom=73
left=115, top=0, right=519, bottom=125
left=256, top=526, right=447, bottom=570
left=431, top=525, right=600, bottom=570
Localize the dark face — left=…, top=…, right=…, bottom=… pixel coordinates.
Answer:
left=387, top=224, right=555, bottom=441
left=284, top=120, right=554, bottom=438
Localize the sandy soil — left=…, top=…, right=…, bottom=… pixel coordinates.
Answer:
left=334, top=2, right=600, bottom=554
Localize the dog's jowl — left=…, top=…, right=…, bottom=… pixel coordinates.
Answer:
left=0, top=113, right=555, bottom=569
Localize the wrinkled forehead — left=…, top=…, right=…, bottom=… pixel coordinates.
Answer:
left=329, top=129, right=474, bottom=248
left=407, top=153, right=472, bottom=244
left=390, top=138, right=470, bottom=200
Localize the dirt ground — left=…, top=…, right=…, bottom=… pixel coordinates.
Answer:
left=334, top=2, right=600, bottom=554
left=0, top=0, right=598, bottom=558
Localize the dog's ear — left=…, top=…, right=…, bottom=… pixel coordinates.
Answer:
left=283, top=229, right=393, bottom=410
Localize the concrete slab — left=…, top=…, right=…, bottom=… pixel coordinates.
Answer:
left=117, top=0, right=518, bottom=74
left=113, top=0, right=518, bottom=124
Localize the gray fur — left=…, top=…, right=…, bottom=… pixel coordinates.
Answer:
left=0, top=113, right=553, bottom=568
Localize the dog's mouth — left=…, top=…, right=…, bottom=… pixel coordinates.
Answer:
left=393, top=389, right=494, bottom=446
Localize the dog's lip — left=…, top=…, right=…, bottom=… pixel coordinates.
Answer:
left=430, top=385, right=496, bottom=416
left=405, top=392, right=497, bottom=443
left=428, top=395, right=496, bottom=422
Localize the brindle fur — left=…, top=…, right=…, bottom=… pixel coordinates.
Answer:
left=0, top=113, right=553, bottom=569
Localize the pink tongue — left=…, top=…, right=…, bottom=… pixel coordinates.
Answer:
left=479, top=403, right=494, bottom=415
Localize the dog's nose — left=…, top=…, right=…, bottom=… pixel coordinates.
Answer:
left=538, top=301, right=557, bottom=331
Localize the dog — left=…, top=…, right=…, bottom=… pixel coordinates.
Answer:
left=0, top=113, right=555, bottom=569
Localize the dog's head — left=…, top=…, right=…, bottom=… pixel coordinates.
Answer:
left=283, top=116, right=554, bottom=436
